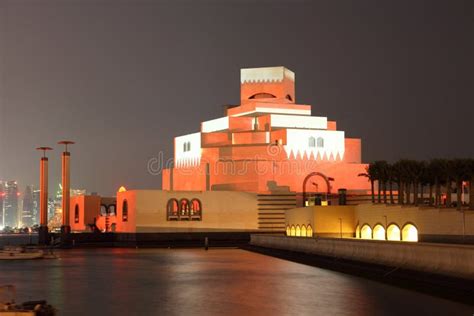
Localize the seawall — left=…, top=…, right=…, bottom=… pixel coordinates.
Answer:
left=250, top=234, right=474, bottom=280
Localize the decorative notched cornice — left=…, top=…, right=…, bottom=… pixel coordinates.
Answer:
left=241, top=66, right=295, bottom=84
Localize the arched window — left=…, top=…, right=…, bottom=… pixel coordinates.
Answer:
left=290, top=225, right=296, bottom=236
left=387, top=224, right=401, bottom=241
left=295, top=225, right=301, bottom=237
left=74, top=204, right=80, bottom=223
left=108, top=204, right=116, bottom=216
left=308, top=137, right=316, bottom=148
left=167, top=199, right=179, bottom=220
left=317, top=137, right=324, bottom=148
left=402, top=223, right=418, bottom=242
left=183, top=143, right=187, bottom=152
left=286, top=225, right=291, bottom=236
left=360, top=224, right=372, bottom=239
left=355, top=225, right=360, bottom=238
left=190, top=199, right=202, bottom=220
left=122, top=200, right=128, bottom=222
left=373, top=224, right=386, bottom=240
left=100, top=204, right=107, bottom=216
left=301, top=225, right=307, bottom=237
left=187, top=142, right=191, bottom=152
left=249, top=93, right=276, bottom=99
left=306, top=225, right=313, bottom=237
left=179, top=199, right=190, bottom=219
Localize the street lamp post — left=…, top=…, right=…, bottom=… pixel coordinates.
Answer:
left=36, top=147, right=52, bottom=245
left=58, top=141, right=75, bottom=235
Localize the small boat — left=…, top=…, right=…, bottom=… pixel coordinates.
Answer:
left=0, top=246, right=43, bottom=260
left=1, top=285, right=56, bottom=315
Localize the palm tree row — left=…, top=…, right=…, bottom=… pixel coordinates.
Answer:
left=359, top=159, right=474, bottom=210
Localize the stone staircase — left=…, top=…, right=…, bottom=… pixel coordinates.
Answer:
left=257, top=193, right=297, bottom=232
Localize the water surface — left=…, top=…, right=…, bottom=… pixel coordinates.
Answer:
left=0, top=248, right=472, bottom=315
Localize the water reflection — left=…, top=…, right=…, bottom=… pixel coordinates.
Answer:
left=0, top=248, right=471, bottom=315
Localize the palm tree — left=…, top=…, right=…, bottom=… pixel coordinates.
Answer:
left=451, top=159, right=470, bottom=210
left=374, top=161, right=389, bottom=204
left=445, top=160, right=455, bottom=207
left=358, top=163, right=377, bottom=203
left=411, top=160, right=425, bottom=206
left=400, top=159, right=415, bottom=204
left=421, top=162, right=435, bottom=206
left=387, top=163, right=395, bottom=204
left=392, top=161, right=404, bottom=205
left=468, top=159, right=474, bottom=210
left=429, top=159, right=447, bottom=207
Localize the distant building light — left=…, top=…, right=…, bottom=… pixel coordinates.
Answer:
left=321, top=201, right=328, bottom=206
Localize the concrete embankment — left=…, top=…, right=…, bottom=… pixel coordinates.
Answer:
left=250, top=234, right=474, bottom=280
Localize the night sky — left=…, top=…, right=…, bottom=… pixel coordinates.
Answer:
left=0, top=0, right=472, bottom=196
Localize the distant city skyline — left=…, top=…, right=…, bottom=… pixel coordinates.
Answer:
left=0, top=180, right=86, bottom=228
left=0, top=0, right=472, bottom=196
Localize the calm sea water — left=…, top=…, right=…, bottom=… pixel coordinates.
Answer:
left=0, top=248, right=472, bottom=316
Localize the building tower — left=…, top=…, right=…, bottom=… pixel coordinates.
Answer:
left=21, top=185, right=35, bottom=227
left=3, top=181, right=19, bottom=228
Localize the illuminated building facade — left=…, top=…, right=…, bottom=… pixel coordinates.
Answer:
left=0, top=181, right=4, bottom=228
left=162, top=66, right=370, bottom=200
left=3, top=181, right=19, bottom=228
left=21, top=185, right=35, bottom=227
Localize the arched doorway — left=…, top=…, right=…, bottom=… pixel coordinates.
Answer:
left=167, top=199, right=179, bottom=220
left=301, top=225, right=307, bottom=237
left=402, top=223, right=418, bottom=242
left=302, top=172, right=332, bottom=206
left=373, top=224, right=386, bottom=240
left=387, top=224, right=401, bottom=241
left=306, top=225, right=313, bottom=237
left=290, top=225, right=296, bottom=236
left=360, top=224, right=372, bottom=239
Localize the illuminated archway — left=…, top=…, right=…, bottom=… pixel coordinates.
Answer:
left=402, top=223, right=418, bottom=242
left=296, top=225, right=301, bottom=237
left=167, top=199, right=179, bottom=220
left=387, top=224, right=401, bottom=241
left=302, top=172, right=331, bottom=206
left=360, top=224, right=372, bottom=239
left=190, top=198, right=202, bottom=220
left=373, top=224, right=385, bottom=240
left=74, top=204, right=80, bottom=223
left=122, top=200, right=128, bottom=222
left=179, top=199, right=190, bottom=219
left=301, top=225, right=307, bottom=237
left=307, top=225, right=313, bottom=237
left=290, top=225, right=296, bottom=236
left=355, top=225, right=360, bottom=238
left=286, top=225, right=291, bottom=236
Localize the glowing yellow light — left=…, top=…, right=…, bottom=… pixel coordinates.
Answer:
left=321, top=201, right=328, bottom=206
left=402, top=224, right=418, bottom=242
left=373, top=224, right=386, bottom=240
left=286, top=225, right=291, bottom=236
left=301, top=225, right=307, bottom=237
left=355, top=225, right=360, bottom=238
left=118, top=186, right=127, bottom=193
left=361, top=225, right=372, bottom=239
left=387, top=224, right=401, bottom=241
left=296, top=225, right=301, bottom=237
left=306, top=225, right=313, bottom=237
left=290, top=225, right=296, bottom=236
